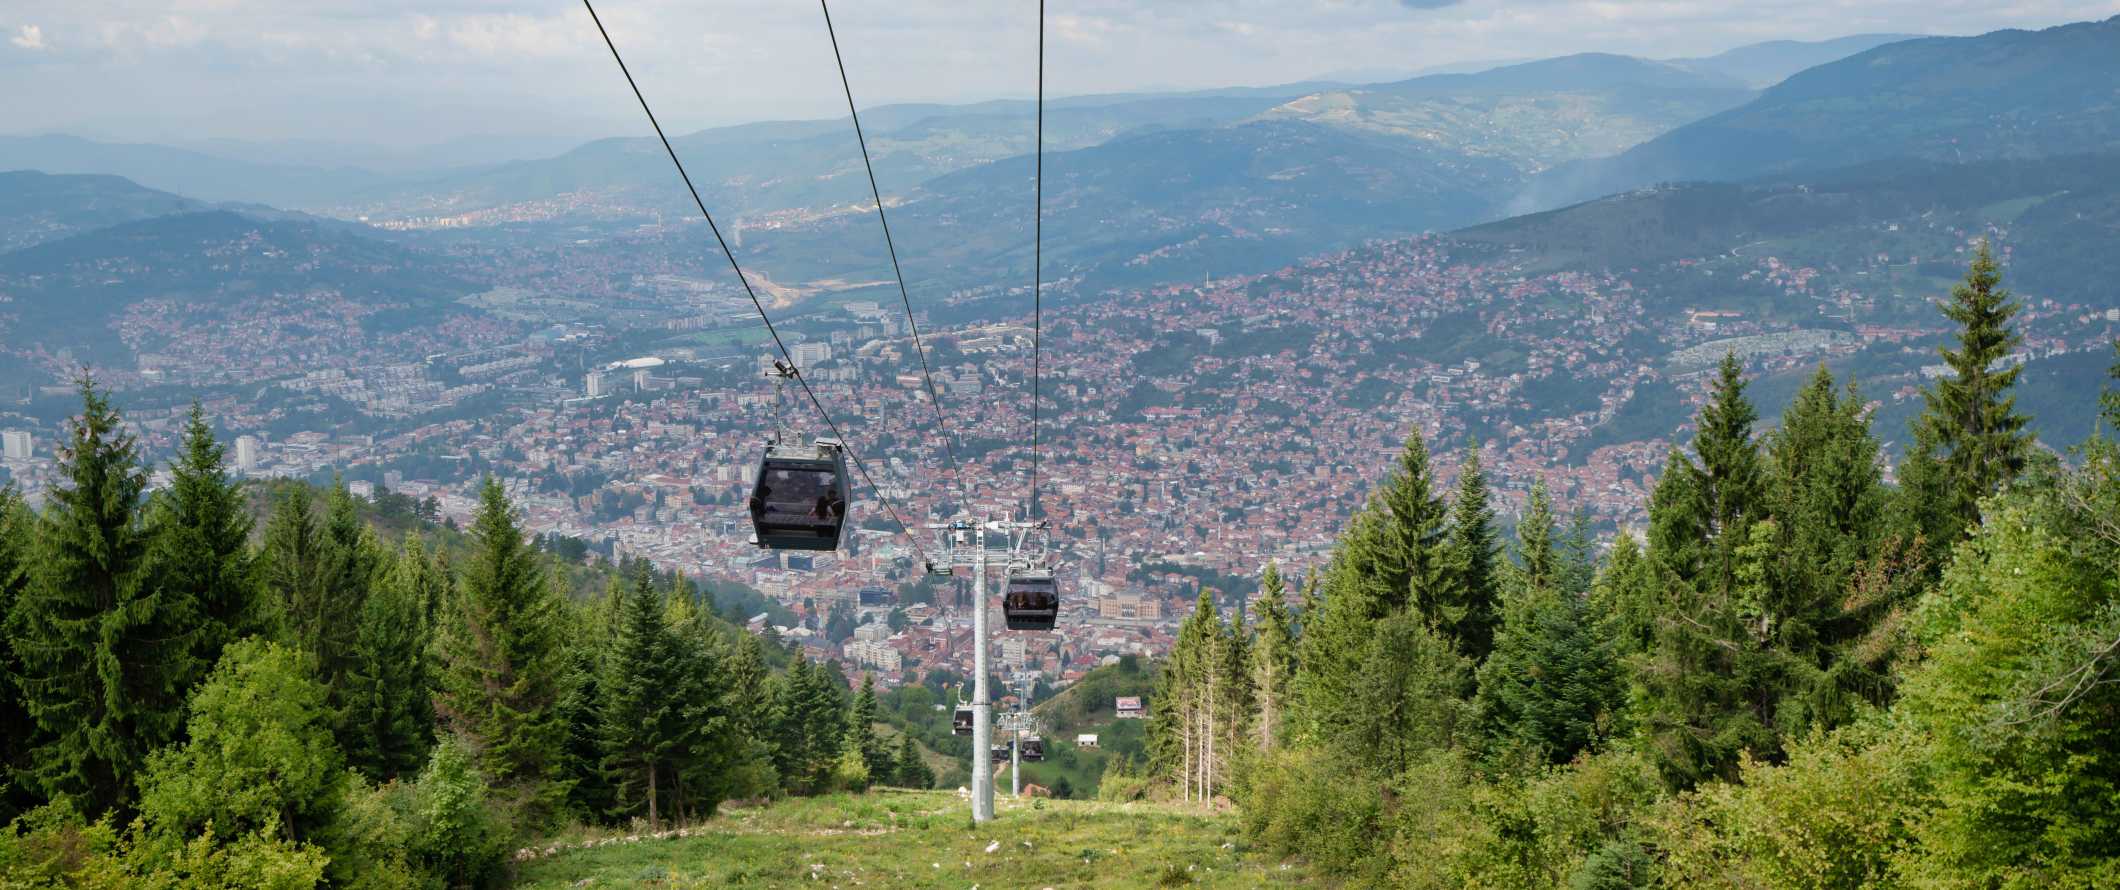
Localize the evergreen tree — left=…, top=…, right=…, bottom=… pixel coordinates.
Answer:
left=1762, top=366, right=1892, bottom=727
left=1636, top=358, right=1777, bottom=787
left=436, top=478, right=571, bottom=824
left=892, top=734, right=933, bottom=789
left=1251, top=562, right=1297, bottom=752
left=260, top=484, right=324, bottom=650
left=1558, top=511, right=1598, bottom=601
left=1516, top=480, right=1561, bottom=593
left=1693, top=354, right=1768, bottom=594
left=1475, top=579, right=1622, bottom=767
left=141, top=404, right=262, bottom=684
left=599, top=565, right=685, bottom=825
left=341, top=535, right=439, bottom=782
left=0, top=487, right=34, bottom=821
left=7, top=379, right=194, bottom=815
left=1292, top=431, right=1449, bottom=743
left=1339, top=611, right=1471, bottom=776
left=1437, top=447, right=1502, bottom=661
left=1907, top=240, right=2033, bottom=553
left=1589, top=532, right=1655, bottom=661
left=1379, top=433, right=1450, bottom=619
left=846, top=673, right=891, bottom=784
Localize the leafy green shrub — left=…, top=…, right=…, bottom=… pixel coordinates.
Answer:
left=1649, top=720, right=1924, bottom=888
left=1237, top=746, right=1389, bottom=879
left=406, top=736, right=511, bottom=890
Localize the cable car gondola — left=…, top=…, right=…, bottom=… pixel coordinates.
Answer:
left=991, top=742, right=1014, bottom=763
left=1003, top=570, right=1058, bottom=631
left=1020, top=736, right=1045, bottom=762
left=952, top=705, right=975, bottom=736
left=747, top=438, right=850, bottom=551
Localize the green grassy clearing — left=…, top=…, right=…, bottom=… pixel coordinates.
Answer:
left=513, top=790, right=1315, bottom=888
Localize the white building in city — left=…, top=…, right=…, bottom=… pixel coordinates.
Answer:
left=790, top=341, right=831, bottom=367
left=0, top=430, right=29, bottom=461
left=234, top=435, right=261, bottom=471
left=585, top=370, right=608, bottom=398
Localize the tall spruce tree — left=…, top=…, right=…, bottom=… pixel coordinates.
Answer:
left=436, top=478, right=571, bottom=823
left=7, top=379, right=195, bottom=815
left=1762, top=366, right=1892, bottom=728
left=141, top=404, right=262, bottom=683
left=1250, top=563, right=1297, bottom=752
left=600, top=565, right=685, bottom=825
left=1904, top=240, right=2034, bottom=558
left=1341, top=611, right=1471, bottom=776
left=1438, top=447, right=1502, bottom=661
left=1292, top=430, right=1449, bottom=744
left=892, top=734, right=933, bottom=789
left=1517, top=480, right=1561, bottom=593
left=341, top=535, right=440, bottom=782
left=0, top=487, right=34, bottom=821
left=846, top=673, right=891, bottom=785
left=1635, top=357, right=1778, bottom=787
left=1475, top=575, right=1621, bottom=768
left=261, top=484, right=325, bottom=651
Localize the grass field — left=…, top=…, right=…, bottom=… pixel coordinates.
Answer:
left=513, top=790, right=1314, bottom=888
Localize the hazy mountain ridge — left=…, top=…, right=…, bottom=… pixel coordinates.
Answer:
left=1525, top=16, right=2120, bottom=209
left=0, top=170, right=208, bottom=252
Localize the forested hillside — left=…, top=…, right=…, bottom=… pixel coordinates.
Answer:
left=1138, top=245, right=2120, bottom=885
left=0, top=397, right=933, bottom=887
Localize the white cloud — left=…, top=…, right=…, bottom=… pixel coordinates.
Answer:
left=10, top=23, right=46, bottom=50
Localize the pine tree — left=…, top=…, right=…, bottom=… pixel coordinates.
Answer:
left=0, top=486, right=34, bottom=821
left=599, top=565, right=684, bottom=825
left=892, top=734, right=933, bottom=789
left=1516, top=480, right=1561, bottom=593
left=1251, top=563, right=1297, bottom=752
left=7, top=378, right=195, bottom=815
left=1558, top=510, right=1598, bottom=601
left=261, top=484, right=324, bottom=650
left=1340, top=611, right=1471, bottom=776
left=141, top=404, right=262, bottom=683
left=1905, top=240, right=2034, bottom=555
left=1218, top=599, right=1254, bottom=779
left=1762, top=366, right=1891, bottom=728
left=1378, top=433, right=1450, bottom=618
left=1635, top=357, right=1776, bottom=787
left=1475, top=576, right=1621, bottom=767
left=1694, top=354, right=1768, bottom=594
left=341, top=535, right=439, bottom=782
left=1589, top=532, right=1655, bottom=662
left=1437, top=447, right=1502, bottom=661
left=846, top=674, right=892, bottom=785
left=436, top=478, right=571, bottom=824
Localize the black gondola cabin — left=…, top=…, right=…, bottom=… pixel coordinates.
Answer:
left=1020, top=736, right=1045, bottom=761
left=747, top=439, right=850, bottom=551
left=1003, top=571, right=1058, bottom=631
left=953, top=706, right=975, bottom=736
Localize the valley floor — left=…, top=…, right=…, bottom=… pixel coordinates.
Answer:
left=513, top=789, right=1316, bottom=888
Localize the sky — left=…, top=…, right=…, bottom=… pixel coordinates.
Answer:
left=3, top=0, right=2117, bottom=164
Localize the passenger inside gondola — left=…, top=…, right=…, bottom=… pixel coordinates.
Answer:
left=756, top=467, right=837, bottom=526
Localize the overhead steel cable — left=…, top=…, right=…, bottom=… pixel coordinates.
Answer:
left=817, top=0, right=971, bottom=508
left=581, top=0, right=931, bottom=564
left=1027, top=0, right=1047, bottom=514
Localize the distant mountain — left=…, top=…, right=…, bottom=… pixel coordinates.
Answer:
left=0, top=134, right=408, bottom=210
left=0, top=170, right=206, bottom=251
left=1258, top=54, right=1755, bottom=169
left=0, top=209, right=480, bottom=355
left=1526, top=16, right=2120, bottom=209
left=1668, top=34, right=1921, bottom=88
left=1380, top=52, right=1750, bottom=93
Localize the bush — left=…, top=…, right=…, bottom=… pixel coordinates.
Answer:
left=1649, top=720, right=1924, bottom=888
left=406, top=736, right=511, bottom=890
left=1238, top=747, right=1390, bottom=880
